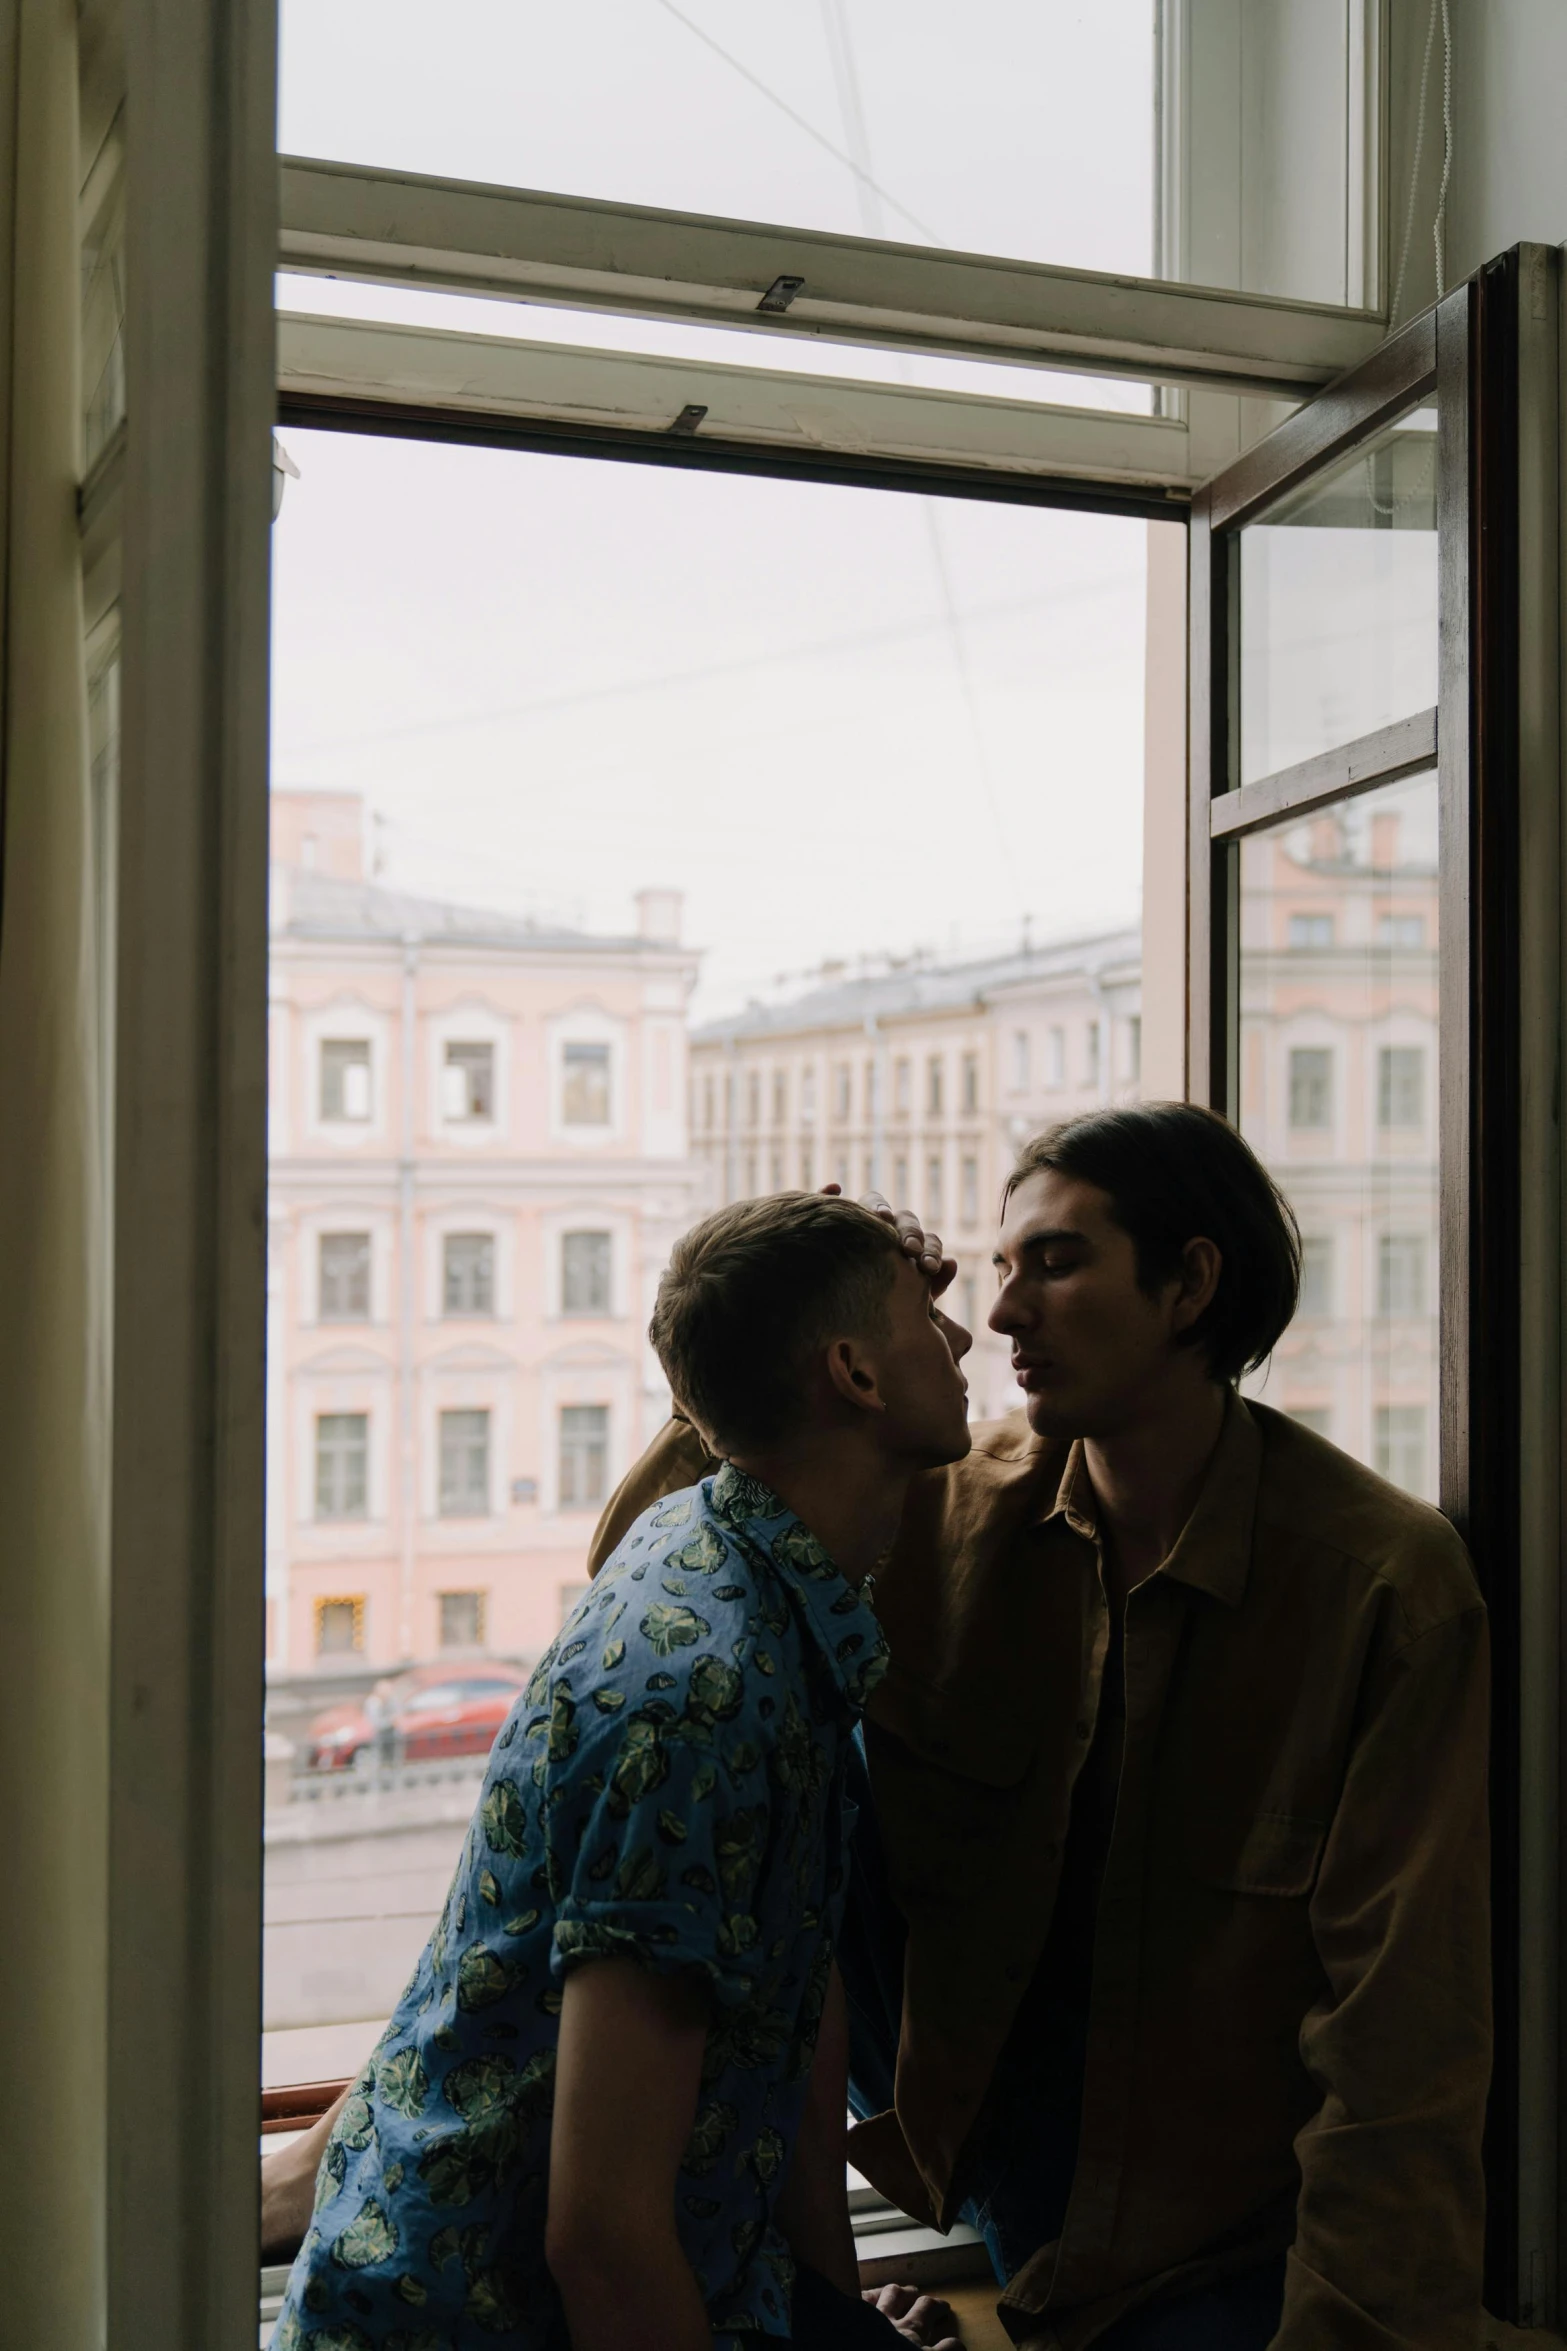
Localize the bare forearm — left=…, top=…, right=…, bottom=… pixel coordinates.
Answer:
left=260, top=2086, right=352, bottom=2262
left=551, top=2226, right=711, bottom=2351
left=775, top=2146, right=858, bottom=2296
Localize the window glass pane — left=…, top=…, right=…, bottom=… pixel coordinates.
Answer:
left=1239, top=405, right=1438, bottom=786
left=280, top=1, right=1154, bottom=280
left=559, top=1404, right=609, bottom=1510
left=319, top=1230, right=371, bottom=1319
left=443, top=1232, right=495, bottom=1315
left=443, top=1040, right=494, bottom=1120
left=562, top=1231, right=612, bottom=1316
left=438, top=1407, right=490, bottom=1516
left=438, top=1590, right=486, bottom=1650
left=264, top=431, right=1154, bottom=2097
left=320, top=1037, right=371, bottom=1120
left=562, top=1041, right=611, bottom=1125
left=1237, top=770, right=1438, bottom=1503
left=315, top=1412, right=368, bottom=1518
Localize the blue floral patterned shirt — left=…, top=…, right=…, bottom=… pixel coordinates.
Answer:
left=275, top=1463, right=889, bottom=2351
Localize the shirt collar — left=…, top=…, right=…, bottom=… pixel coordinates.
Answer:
left=1039, top=1392, right=1262, bottom=1610
left=707, top=1459, right=890, bottom=1707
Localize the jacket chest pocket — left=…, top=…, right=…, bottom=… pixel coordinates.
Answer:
left=1187, top=1808, right=1327, bottom=1897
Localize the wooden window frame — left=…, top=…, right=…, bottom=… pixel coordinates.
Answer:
left=1185, top=247, right=1563, bottom=2323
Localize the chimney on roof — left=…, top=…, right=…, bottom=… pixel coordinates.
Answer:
left=271, top=790, right=366, bottom=881
left=635, top=887, right=683, bottom=944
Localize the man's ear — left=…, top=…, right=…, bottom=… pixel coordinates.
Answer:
left=822, top=1335, right=888, bottom=1416
left=1169, top=1236, right=1222, bottom=1336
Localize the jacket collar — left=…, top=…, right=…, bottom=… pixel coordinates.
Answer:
left=707, top=1460, right=890, bottom=1707
left=1041, top=1391, right=1262, bottom=1610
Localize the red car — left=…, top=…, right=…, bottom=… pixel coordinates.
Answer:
left=306, top=1661, right=531, bottom=1772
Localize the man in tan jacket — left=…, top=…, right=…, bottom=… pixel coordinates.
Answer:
left=591, top=1103, right=1490, bottom=2351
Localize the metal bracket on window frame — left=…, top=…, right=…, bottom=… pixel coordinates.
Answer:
left=278, top=156, right=1387, bottom=402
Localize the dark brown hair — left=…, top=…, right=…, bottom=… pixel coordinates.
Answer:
left=1003, top=1102, right=1301, bottom=1383
left=649, top=1192, right=903, bottom=1450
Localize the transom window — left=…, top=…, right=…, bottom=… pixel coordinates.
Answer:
left=318, top=1231, right=370, bottom=1321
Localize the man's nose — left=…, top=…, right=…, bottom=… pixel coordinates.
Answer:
left=989, top=1276, right=1025, bottom=1337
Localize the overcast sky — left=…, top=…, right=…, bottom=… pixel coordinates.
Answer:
left=271, top=2, right=1155, bottom=1018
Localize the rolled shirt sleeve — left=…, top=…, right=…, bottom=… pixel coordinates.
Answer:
left=552, top=1702, right=774, bottom=2012
left=1281, top=1604, right=1491, bottom=2349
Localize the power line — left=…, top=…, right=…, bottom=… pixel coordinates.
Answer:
left=648, top=0, right=943, bottom=247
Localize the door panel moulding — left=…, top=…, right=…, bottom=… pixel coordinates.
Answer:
left=276, top=312, right=1199, bottom=511
left=278, top=156, right=1387, bottom=401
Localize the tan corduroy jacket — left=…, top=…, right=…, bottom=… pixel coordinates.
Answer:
left=588, top=1396, right=1490, bottom=2350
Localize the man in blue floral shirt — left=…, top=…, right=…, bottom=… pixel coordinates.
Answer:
left=273, top=1192, right=972, bottom=2351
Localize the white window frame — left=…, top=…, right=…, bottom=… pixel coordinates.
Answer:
left=429, top=998, right=511, bottom=1143
left=549, top=1005, right=626, bottom=1145
left=302, top=999, right=390, bottom=1148
left=426, top=1209, right=511, bottom=1323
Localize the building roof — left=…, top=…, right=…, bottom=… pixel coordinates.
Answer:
left=272, top=866, right=682, bottom=957
left=692, top=925, right=1140, bottom=1047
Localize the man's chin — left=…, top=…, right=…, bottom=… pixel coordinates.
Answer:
left=1021, top=1385, right=1077, bottom=1439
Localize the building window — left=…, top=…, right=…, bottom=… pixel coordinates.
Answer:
left=444, top=1232, right=495, bottom=1316
left=894, top=1057, right=911, bottom=1115
left=315, top=1412, right=368, bottom=1520
left=1046, top=1026, right=1065, bottom=1088
left=1288, top=1046, right=1333, bottom=1128
left=702, top=1072, right=715, bottom=1130
left=1378, top=1234, right=1427, bottom=1318
left=1291, top=1406, right=1332, bottom=1439
left=558, top=1580, right=590, bottom=1625
left=1012, top=1031, right=1029, bottom=1090
left=439, top=1590, right=486, bottom=1651
left=800, top=1143, right=814, bottom=1189
left=893, top=1153, right=909, bottom=1204
left=1377, top=913, right=1425, bottom=948
left=960, top=1155, right=979, bottom=1227
left=439, top=1408, right=491, bottom=1517
left=562, top=1229, right=612, bottom=1315
left=833, top=1063, right=852, bottom=1121
left=1375, top=1404, right=1427, bottom=1495
left=1288, top=913, right=1335, bottom=948
left=926, top=1056, right=943, bottom=1117
left=770, top=1147, right=785, bottom=1190
left=864, top=1060, right=879, bottom=1119
left=1377, top=1045, right=1424, bottom=1128
left=562, top=1041, right=611, bottom=1125
left=1298, top=1235, right=1333, bottom=1318
left=960, top=1274, right=977, bottom=1330
left=319, top=1231, right=370, bottom=1321
left=1127, top=1016, right=1142, bottom=1083
left=772, top=1069, right=788, bottom=1125
left=862, top=1153, right=876, bottom=1194
left=746, top=1069, right=761, bottom=1126
left=559, top=1404, right=609, bottom=1510
left=744, top=1150, right=759, bottom=1195
left=320, top=1038, right=371, bottom=1122
left=1085, top=1024, right=1101, bottom=1088
left=926, top=1154, right=944, bottom=1223
left=314, top=1596, right=364, bottom=1657
left=961, top=1053, right=980, bottom=1114
left=442, top=1040, right=494, bottom=1121
left=801, top=1066, right=817, bottom=1125
left=835, top=1152, right=851, bottom=1190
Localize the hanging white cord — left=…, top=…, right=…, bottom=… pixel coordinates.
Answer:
left=1389, top=0, right=1439, bottom=325
left=1432, top=0, right=1454, bottom=298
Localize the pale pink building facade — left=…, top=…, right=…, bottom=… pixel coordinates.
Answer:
left=266, top=792, right=706, bottom=1673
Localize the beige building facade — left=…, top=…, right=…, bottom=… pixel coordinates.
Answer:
left=267, top=792, right=705, bottom=1673
left=690, top=931, right=1142, bottom=1420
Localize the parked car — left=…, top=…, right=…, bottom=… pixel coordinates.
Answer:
left=306, top=1661, right=531, bottom=1771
